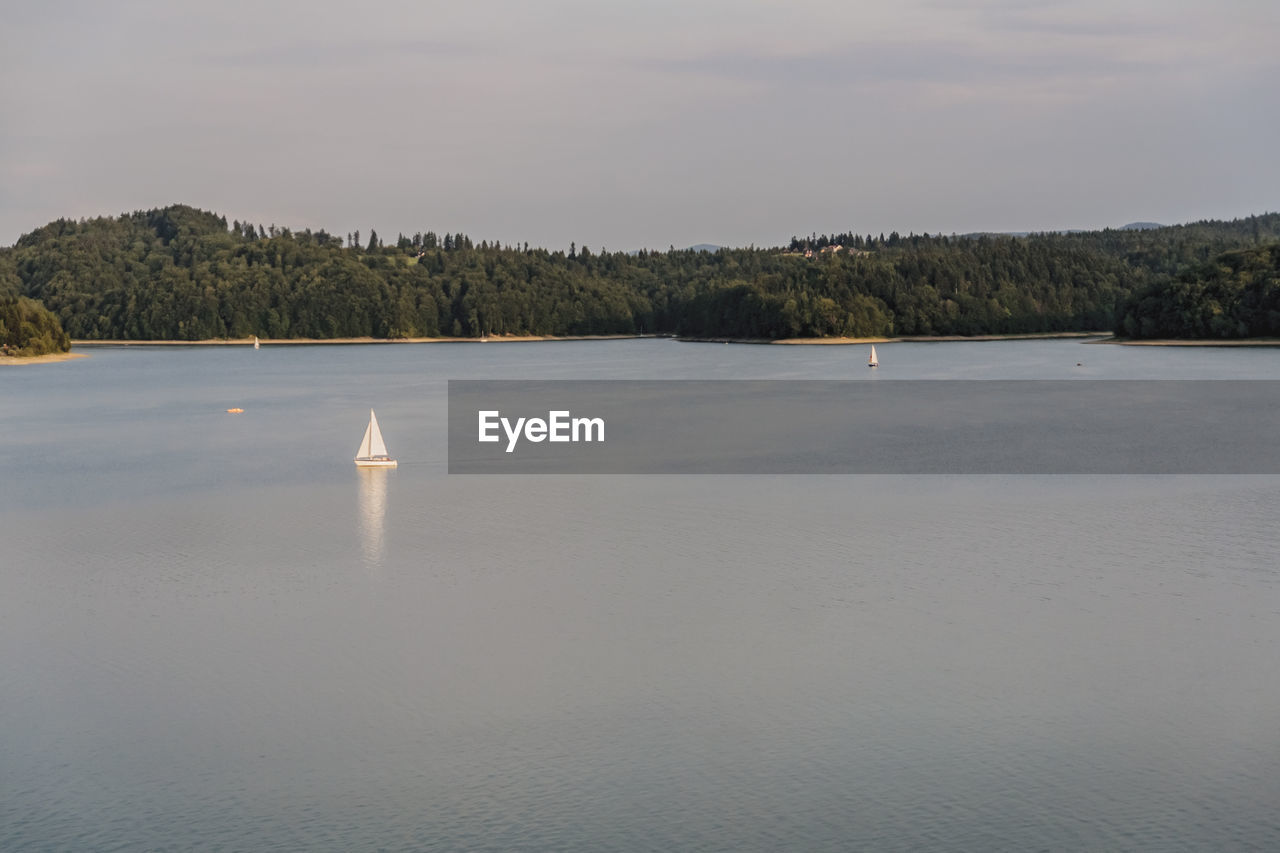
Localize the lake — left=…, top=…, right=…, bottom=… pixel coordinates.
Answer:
left=2, top=338, right=1278, bottom=851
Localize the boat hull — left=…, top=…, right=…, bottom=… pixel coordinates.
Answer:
left=355, top=457, right=397, bottom=468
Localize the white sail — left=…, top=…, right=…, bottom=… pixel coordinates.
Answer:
left=366, top=409, right=389, bottom=458
left=254, top=336, right=260, bottom=349
left=355, top=409, right=395, bottom=465
left=358, top=421, right=374, bottom=458
left=868, top=345, right=878, bottom=367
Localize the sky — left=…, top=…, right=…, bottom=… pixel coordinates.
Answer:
left=3, top=0, right=1278, bottom=250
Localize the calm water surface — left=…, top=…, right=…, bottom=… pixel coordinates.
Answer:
left=2, top=339, right=1279, bottom=851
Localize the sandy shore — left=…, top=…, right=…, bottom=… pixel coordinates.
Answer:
left=69, top=331, right=1121, bottom=347
left=54, top=333, right=1280, bottom=350
left=72, top=334, right=662, bottom=346
left=70, top=332, right=1280, bottom=348
left=686, top=332, right=1111, bottom=345
left=0, top=351, right=88, bottom=365
left=1094, top=337, right=1280, bottom=347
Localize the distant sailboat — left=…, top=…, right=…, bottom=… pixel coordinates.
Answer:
left=868, top=345, right=878, bottom=368
left=253, top=336, right=260, bottom=350
left=355, top=409, right=397, bottom=467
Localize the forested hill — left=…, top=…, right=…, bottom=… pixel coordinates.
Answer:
left=6, top=205, right=1280, bottom=341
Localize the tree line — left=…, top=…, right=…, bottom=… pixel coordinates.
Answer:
left=3, top=205, right=1279, bottom=345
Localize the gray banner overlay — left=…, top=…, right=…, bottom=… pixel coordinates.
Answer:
left=448, top=380, right=1280, bottom=474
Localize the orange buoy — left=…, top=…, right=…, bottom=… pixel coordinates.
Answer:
left=226, top=408, right=244, bottom=414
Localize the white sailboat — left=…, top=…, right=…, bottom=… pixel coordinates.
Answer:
left=355, top=409, right=397, bottom=467
left=868, top=344, right=878, bottom=368
left=253, top=336, right=260, bottom=349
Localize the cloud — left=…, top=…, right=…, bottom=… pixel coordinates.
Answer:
left=639, top=38, right=1170, bottom=99
left=201, top=37, right=480, bottom=70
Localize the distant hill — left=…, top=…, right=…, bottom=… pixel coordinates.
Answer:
left=1118, top=222, right=1165, bottom=231
left=628, top=243, right=720, bottom=256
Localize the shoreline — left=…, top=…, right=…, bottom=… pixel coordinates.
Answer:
left=71, top=331, right=1112, bottom=347
left=684, top=332, right=1111, bottom=345
left=1093, top=336, right=1280, bottom=347
left=71, top=334, right=664, bottom=346
left=0, top=351, right=88, bottom=365
left=62, top=332, right=1280, bottom=348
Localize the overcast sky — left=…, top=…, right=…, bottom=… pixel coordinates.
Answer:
left=3, top=0, right=1277, bottom=250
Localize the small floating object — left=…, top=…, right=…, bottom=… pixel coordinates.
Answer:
left=226, top=408, right=244, bottom=414
left=1076, top=362, right=1083, bottom=367
left=868, top=344, right=879, bottom=367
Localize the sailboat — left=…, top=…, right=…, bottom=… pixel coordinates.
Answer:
left=355, top=409, right=397, bottom=467
left=253, top=336, right=260, bottom=350
left=868, top=345, right=879, bottom=368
